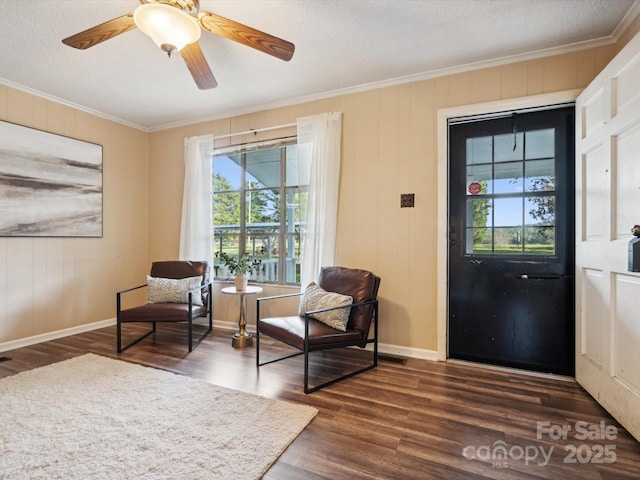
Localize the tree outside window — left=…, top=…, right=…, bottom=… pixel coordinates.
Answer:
left=213, top=144, right=308, bottom=284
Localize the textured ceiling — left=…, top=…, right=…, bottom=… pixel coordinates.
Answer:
left=0, top=0, right=637, bottom=131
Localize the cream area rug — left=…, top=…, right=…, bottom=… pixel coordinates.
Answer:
left=0, top=354, right=317, bottom=479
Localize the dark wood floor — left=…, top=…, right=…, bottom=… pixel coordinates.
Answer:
left=2, top=323, right=640, bottom=479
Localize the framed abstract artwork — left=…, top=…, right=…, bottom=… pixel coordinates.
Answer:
left=0, top=120, right=103, bottom=237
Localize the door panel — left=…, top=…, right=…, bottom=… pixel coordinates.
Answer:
left=576, top=30, right=640, bottom=441
left=448, top=107, right=575, bottom=376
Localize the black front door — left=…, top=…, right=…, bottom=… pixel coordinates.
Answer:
left=448, top=107, right=575, bottom=376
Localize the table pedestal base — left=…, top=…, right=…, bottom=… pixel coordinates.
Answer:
left=232, top=332, right=253, bottom=348
left=221, top=285, right=262, bottom=350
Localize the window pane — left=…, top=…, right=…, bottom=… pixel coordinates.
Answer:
left=466, top=136, right=492, bottom=165
left=213, top=155, right=241, bottom=192
left=525, top=195, right=554, bottom=226
left=246, top=149, right=280, bottom=189
left=246, top=235, right=278, bottom=282
left=466, top=165, right=492, bottom=194
left=493, top=161, right=523, bottom=194
left=466, top=227, right=491, bottom=254
left=524, top=226, right=555, bottom=255
left=525, top=129, right=554, bottom=160
left=283, top=234, right=301, bottom=284
left=213, top=235, right=240, bottom=278
left=245, top=188, right=280, bottom=231
left=213, top=191, right=240, bottom=229
left=494, top=227, right=523, bottom=254
left=285, top=186, right=307, bottom=233
left=462, top=126, right=558, bottom=258
left=286, top=145, right=309, bottom=185
left=525, top=158, right=554, bottom=192
left=466, top=198, right=492, bottom=227
left=215, top=224, right=241, bottom=236
left=494, top=132, right=523, bottom=162
left=213, top=142, right=306, bottom=285
left=494, top=197, right=522, bottom=227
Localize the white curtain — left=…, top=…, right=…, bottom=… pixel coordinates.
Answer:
left=179, top=134, right=213, bottom=267
left=297, top=112, right=343, bottom=288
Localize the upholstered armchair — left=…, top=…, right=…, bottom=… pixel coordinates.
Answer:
left=256, top=266, right=380, bottom=393
left=116, top=261, right=213, bottom=352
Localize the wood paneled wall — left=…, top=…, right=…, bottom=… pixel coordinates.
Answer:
left=148, top=45, right=617, bottom=355
left=0, top=40, right=625, bottom=355
left=0, top=86, right=149, bottom=347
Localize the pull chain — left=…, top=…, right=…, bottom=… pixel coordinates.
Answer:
left=512, top=113, right=518, bottom=151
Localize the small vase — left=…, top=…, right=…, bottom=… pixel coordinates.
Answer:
left=235, top=274, right=248, bottom=291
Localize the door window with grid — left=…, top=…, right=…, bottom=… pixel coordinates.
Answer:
left=465, top=128, right=556, bottom=255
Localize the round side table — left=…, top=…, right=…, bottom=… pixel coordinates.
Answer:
left=221, top=285, right=263, bottom=348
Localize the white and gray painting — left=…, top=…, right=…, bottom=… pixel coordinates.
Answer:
left=0, top=121, right=102, bottom=237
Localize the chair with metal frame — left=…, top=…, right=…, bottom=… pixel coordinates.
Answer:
left=256, top=266, right=380, bottom=393
left=116, top=260, right=213, bottom=352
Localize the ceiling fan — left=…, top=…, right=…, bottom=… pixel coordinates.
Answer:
left=62, top=0, right=295, bottom=90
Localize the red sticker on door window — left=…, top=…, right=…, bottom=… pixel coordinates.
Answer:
left=468, top=181, right=482, bottom=195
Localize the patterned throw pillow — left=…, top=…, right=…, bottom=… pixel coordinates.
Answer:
left=146, top=275, right=204, bottom=306
left=298, top=282, right=353, bottom=332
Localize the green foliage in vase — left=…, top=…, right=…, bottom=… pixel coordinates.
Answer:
left=215, top=251, right=262, bottom=276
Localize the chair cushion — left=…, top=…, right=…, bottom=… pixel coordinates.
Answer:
left=298, top=282, right=353, bottom=331
left=259, top=316, right=363, bottom=350
left=146, top=275, right=203, bottom=306
left=318, top=267, right=380, bottom=335
left=150, top=260, right=210, bottom=306
left=119, top=303, right=209, bottom=323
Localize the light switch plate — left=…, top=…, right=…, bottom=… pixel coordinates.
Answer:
left=400, top=193, right=415, bottom=208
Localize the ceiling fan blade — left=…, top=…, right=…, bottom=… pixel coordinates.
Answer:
left=62, top=14, right=136, bottom=50
left=180, top=43, right=218, bottom=90
left=198, top=12, right=294, bottom=62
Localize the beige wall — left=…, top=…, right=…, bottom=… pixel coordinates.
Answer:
left=148, top=44, right=618, bottom=353
left=0, top=86, right=149, bottom=347
left=0, top=33, right=632, bottom=354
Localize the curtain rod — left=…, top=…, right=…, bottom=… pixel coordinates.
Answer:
left=212, top=135, right=297, bottom=155
left=213, top=122, right=296, bottom=141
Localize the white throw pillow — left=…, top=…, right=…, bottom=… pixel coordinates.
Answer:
left=146, top=275, right=204, bottom=306
left=298, top=282, right=353, bottom=332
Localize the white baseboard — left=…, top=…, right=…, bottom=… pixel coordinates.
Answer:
left=211, top=319, right=240, bottom=332
left=0, top=319, right=116, bottom=353
left=0, top=318, right=439, bottom=362
left=377, top=342, right=438, bottom=361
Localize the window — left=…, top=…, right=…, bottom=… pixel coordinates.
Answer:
left=465, top=128, right=556, bottom=255
left=213, top=143, right=309, bottom=285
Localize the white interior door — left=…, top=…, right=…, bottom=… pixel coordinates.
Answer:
left=576, top=31, right=640, bottom=441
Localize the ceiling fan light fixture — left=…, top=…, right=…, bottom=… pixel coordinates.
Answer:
left=133, top=3, right=201, bottom=54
